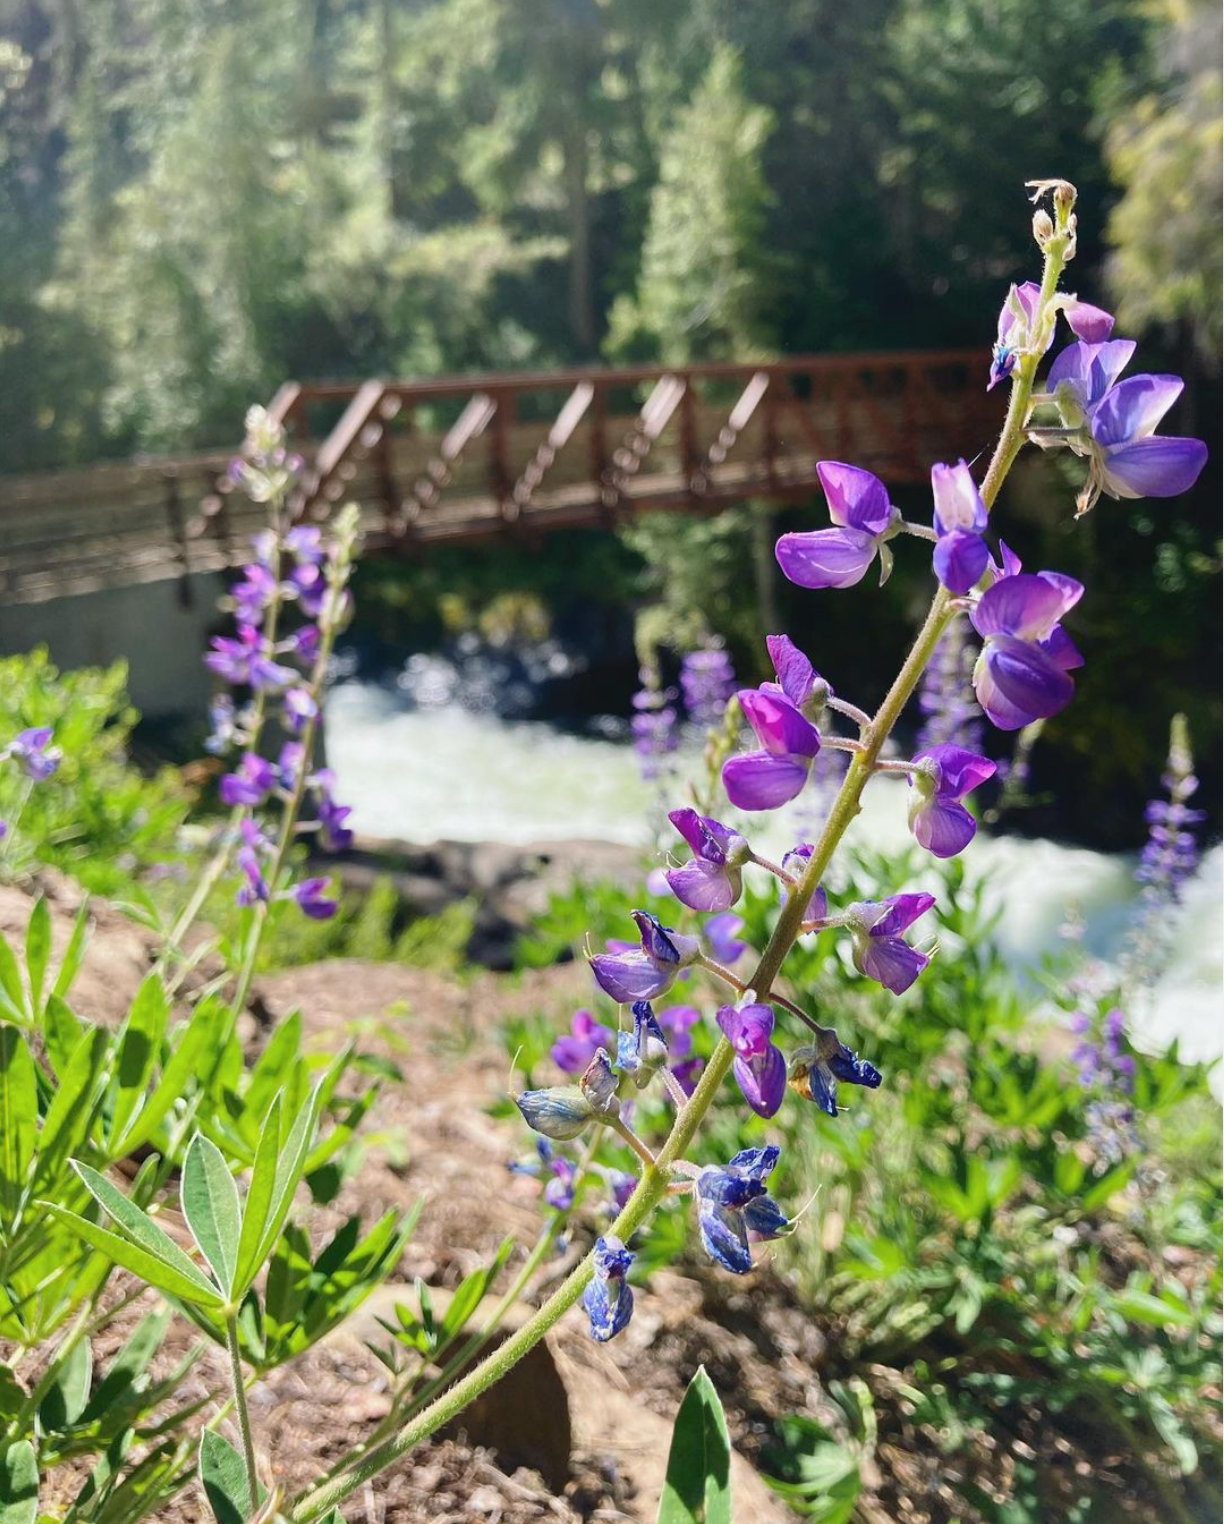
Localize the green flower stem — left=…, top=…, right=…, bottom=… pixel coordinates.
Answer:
left=289, top=212, right=1071, bottom=1524
left=225, top=1312, right=259, bottom=1503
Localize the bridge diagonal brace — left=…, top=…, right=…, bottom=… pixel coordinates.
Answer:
left=398, top=392, right=497, bottom=532
left=611, top=375, right=686, bottom=486
left=511, top=381, right=594, bottom=511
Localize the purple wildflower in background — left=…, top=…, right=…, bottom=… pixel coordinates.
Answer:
left=552, top=1010, right=615, bottom=1076
left=916, top=624, right=984, bottom=754
left=704, top=913, right=746, bottom=965
left=696, top=1146, right=788, bottom=1275
left=583, top=1236, right=634, bottom=1341
left=589, top=911, right=701, bottom=1004
left=2, top=727, right=61, bottom=781
left=236, top=823, right=271, bottom=907
left=1070, top=1006, right=1137, bottom=1163
left=680, top=645, right=736, bottom=729
left=288, top=877, right=338, bottom=920
left=930, top=460, right=990, bottom=594
left=283, top=687, right=319, bottom=734
left=219, top=753, right=279, bottom=807
left=631, top=667, right=679, bottom=782
left=508, top=1139, right=579, bottom=1212
left=656, top=1004, right=699, bottom=1063
left=665, top=808, right=748, bottom=911
left=971, top=563, right=1084, bottom=731
left=1137, top=716, right=1204, bottom=906
left=716, top=1002, right=786, bottom=1118
left=907, top=744, right=996, bottom=858
left=206, top=624, right=295, bottom=691
left=788, top=1029, right=883, bottom=1116
left=775, top=462, right=900, bottom=589
left=848, top=893, right=935, bottom=994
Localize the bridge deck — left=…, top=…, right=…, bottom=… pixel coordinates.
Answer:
left=0, top=350, right=998, bottom=603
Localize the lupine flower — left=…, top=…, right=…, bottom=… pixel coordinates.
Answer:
left=579, top=1049, right=621, bottom=1115
left=2, top=727, right=61, bottom=781
left=508, top=1139, right=580, bottom=1211
left=292, top=624, right=321, bottom=661
left=916, top=624, right=984, bottom=755
left=219, top=752, right=279, bottom=807
left=1046, top=339, right=1136, bottom=424
left=971, top=565, right=1084, bottom=731
left=283, top=687, right=319, bottom=734
left=775, top=462, right=900, bottom=589
left=515, top=1085, right=596, bottom=1142
left=1136, top=715, right=1204, bottom=905
left=291, top=561, right=328, bottom=618
left=1064, top=298, right=1115, bottom=344
left=616, top=1001, right=670, bottom=1088
left=717, top=1002, right=786, bottom=1118
left=231, top=561, right=280, bottom=625
left=930, top=460, right=990, bottom=594
left=582, top=1236, right=634, bottom=1341
left=317, top=782, right=354, bottom=852
left=589, top=911, right=701, bottom=1004
left=989, top=281, right=1045, bottom=390
left=847, top=893, right=935, bottom=994
left=680, top=646, right=736, bottom=729
left=671, top=1056, right=704, bottom=1096
left=285, top=525, right=324, bottom=565
left=665, top=808, right=748, bottom=911
left=236, top=830, right=271, bottom=907
left=907, top=744, right=996, bottom=858
left=656, top=1004, right=700, bottom=1063
left=779, top=843, right=828, bottom=924
left=288, top=877, right=338, bottom=920
left=206, top=625, right=295, bottom=690
left=1083, top=375, right=1207, bottom=509
left=696, top=1146, right=788, bottom=1275
left=704, top=913, right=746, bottom=965
left=723, top=686, right=821, bottom=810
left=204, top=695, right=239, bottom=755
left=1070, top=1006, right=1137, bottom=1163
left=552, top=1009, right=616, bottom=1076
left=604, top=1169, right=637, bottom=1212
left=631, top=667, right=679, bottom=782
left=788, top=1029, right=882, bottom=1116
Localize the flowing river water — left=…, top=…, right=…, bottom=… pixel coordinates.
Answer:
left=325, top=676, right=1222, bottom=1092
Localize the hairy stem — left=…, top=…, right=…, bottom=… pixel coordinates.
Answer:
left=225, top=1313, right=259, bottom=1504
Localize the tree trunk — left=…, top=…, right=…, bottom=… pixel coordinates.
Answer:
left=563, top=124, right=595, bottom=354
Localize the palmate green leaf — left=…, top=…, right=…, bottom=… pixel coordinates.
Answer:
left=242, top=1012, right=306, bottom=1136
left=233, top=1095, right=283, bottom=1298
left=0, top=1029, right=37, bottom=1228
left=38, top=1331, right=92, bottom=1434
left=181, top=1136, right=240, bottom=1299
left=112, top=998, right=220, bottom=1160
left=657, top=1366, right=732, bottom=1524
left=30, top=1025, right=109, bottom=1200
left=40, top=1204, right=224, bottom=1311
left=246, top=1083, right=324, bottom=1281
left=0, top=1439, right=38, bottom=1524
left=78, top=1309, right=169, bottom=1425
left=106, top=976, right=169, bottom=1156
left=24, top=899, right=50, bottom=1018
left=199, top=1430, right=262, bottom=1524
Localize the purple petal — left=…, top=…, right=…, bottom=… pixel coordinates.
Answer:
left=859, top=936, right=929, bottom=995
left=933, top=529, right=991, bottom=595
left=1100, top=436, right=1208, bottom=500
left=1040, top=624, right=1083, bottom=672
left=665, top=859, right=737, bottom=912
left=589, top=952, right=673, bottom=1004
left=1065, top=299, right=1115, bottom=343
left=1048, top=339, right=1135, bottom=412
left=704, top=914, right=746, bottom=966
left=723, top=750, right=811, bottom=811
left=775, top=526, right=878, bottom=589
left=815, top=461, right=893, bottom=533
left=911, top=797, right=978, bottom=858
left=869, top=893, right=936, bottom=937
left=1091, top=374, right=1185, bottom=446
left=973, top=573, right=1082, bottom=642
left=738, top=689, right=821, bottom=757
left=915, top=744, right=997, bottom=799
left=976, top=637, right=1075, bottom=731
left=930, top=460, right=987, bottom=535
left=733, top=1044, right=787, bottom=1118
left=765, top=634, right=817, bottom=707
left=716, top=1002, right=775, bottom=1058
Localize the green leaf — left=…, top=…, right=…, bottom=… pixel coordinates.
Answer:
left=62, top=1162, right=223, bottom=1306
left=199, top=1430, right=262, bottom=1524
left=181, top=1136, right=241, bottom=1298
left=40, top=1203, right=225, bottom=1310
left=248, top=1083, right=323, bottom=1276
left=38, top=1332, right=92, bottom=1434
left=41, top=996, right=85, bottom=1078
left=30, top=1025, right=109, bottom=1198
left=0, top=936, right=27, bottom=1025
left=112, top=998, right=217, bottom=1158
left=233, top=1095, right=283, bottom=1298
left=1113, top=1288, right=1196, bottom=1328
left=1149, top=1394, right=1198, bottom=1475
left=440, top=1235, right=514, bottom=1341
left=24, top=900, right=50, bottom=1018
left=0, top=1030, right=37, bottom=1226
left=0, top=1441, right=37, bottom=1523
left=51, top=900, right=92, bottom=1004
left=657, top=1365, right=732, bottom=1524
left=107, top=976, right=169, bottom=1154
left=78, top=1309, right=169, bottom=1423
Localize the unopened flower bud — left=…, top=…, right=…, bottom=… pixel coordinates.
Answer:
left=515, top=1085, right=594, bottom=1141
left=579, top=1050, right=621, bottom=1116
left=1032, top=209, right=1054, bottom=248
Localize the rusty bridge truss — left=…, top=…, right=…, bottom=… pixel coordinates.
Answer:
left=0, top=351, right=999, bottom=603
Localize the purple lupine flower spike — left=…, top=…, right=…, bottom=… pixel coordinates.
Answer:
left=971, top=567, right=1084, bottom=731
left=907, top=744, right=997, bottom=858
left=680, top=646, right=736, bottom=728
left=589, top=910, right=701, bottom=1004
left=775, top=462, right=899, bottom=589
left=930, top=460, right=990, bottom=594
left=717, top=1002, right=787, bottom=1118
left=696, top=1146, right=788, bottom=1275
left=552, top=1010, right=615, bottom=1076
left=219, top=752, right=279, bottom=807
left=582, top=1236, right=634, bottom=1341
left=4, top=727, right=62, bottom=781
left=848, top=893, right=935, bottom=994
left=665, top=808, right=748, bottom=911
left=916, top=625, right=984, bottom=755
left=788, top=1028, right=882, bottom=1116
